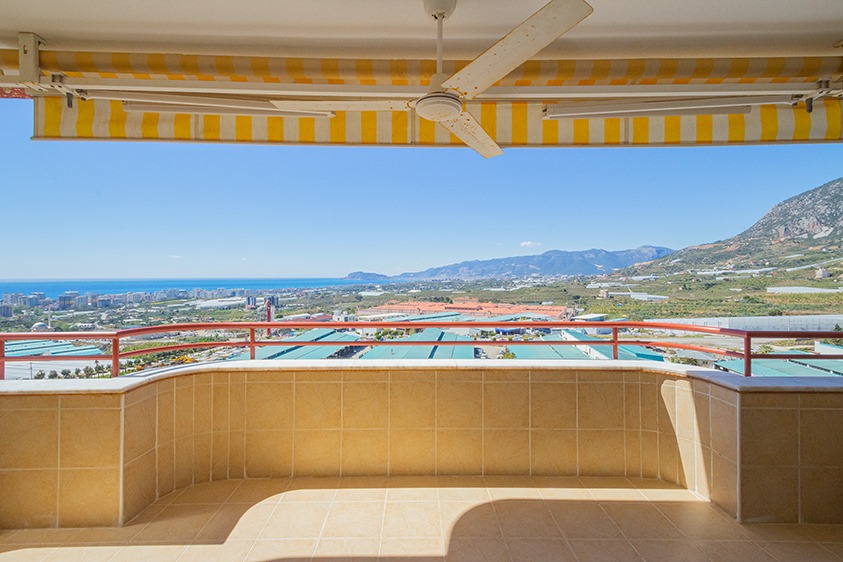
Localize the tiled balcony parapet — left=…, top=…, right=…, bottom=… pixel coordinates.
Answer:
left=1, top=360, right=842, bottom=529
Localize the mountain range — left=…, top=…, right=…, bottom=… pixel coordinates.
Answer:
left=347, top=246, right=674, bottom=281
left=346, top=176, right=843, bottom=281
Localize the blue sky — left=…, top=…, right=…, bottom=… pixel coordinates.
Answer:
left=1, top=99, right=841, bottom=278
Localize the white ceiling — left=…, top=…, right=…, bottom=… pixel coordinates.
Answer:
left=1, top=0, right=842, bottom=60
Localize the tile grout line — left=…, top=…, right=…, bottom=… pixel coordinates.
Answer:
left=528, top=369, right=532, bottom=477
left=575, top=373, right=580, bottom=476
left=481, top=370, right=486, bottom=477
left=797, top=398, right=802, bottom=524
left=291, top=373, right=296, bottom=479
left=56, top=396, right=62, bottom=528
left=638, top=375, right=644, bottom=478
left=376, top=475, right=388, bottom=558
left=434, top=370, right=439, bottom=478
left=623, top=375, right=628, bottom=479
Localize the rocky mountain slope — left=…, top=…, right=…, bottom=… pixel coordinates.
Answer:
left=635, top=177, right=843, bottom=272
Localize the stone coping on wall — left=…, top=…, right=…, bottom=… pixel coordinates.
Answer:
left=2, top=359, right=843, bottom=395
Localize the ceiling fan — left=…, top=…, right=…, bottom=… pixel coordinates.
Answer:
left=85, top=0, right=595, bottom=158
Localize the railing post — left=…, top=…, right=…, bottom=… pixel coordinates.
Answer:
left=111, top=337, right=119, bottom=378
left=743, top=334, right=752, bottom=377
left=612, top=327, right=619, bottom=360
left=249, top=328, right=256, bottom=360
left=0, top=338, right=5, bottom=380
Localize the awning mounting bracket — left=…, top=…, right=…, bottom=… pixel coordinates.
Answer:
left=18, top=32, right=48, bottom=93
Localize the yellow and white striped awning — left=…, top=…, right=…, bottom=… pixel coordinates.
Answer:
left=2, top=50, right=841, bottom=147
left=31, top=97, right=843, bottom=147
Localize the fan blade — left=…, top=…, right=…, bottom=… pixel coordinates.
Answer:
left=121, top=102, right=333, bottom=118
left=543, top=96, right=794, bottom=119
left=269, top=100, right=412, bottom=112
left=439, top=111, right=503, bottom=158
left=442, top=0, right=593, bottom=100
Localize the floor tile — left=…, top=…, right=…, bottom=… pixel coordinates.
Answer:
left=380, top=537, right=445, bottom=557
left=382, top=502, right=442, bottom=539
left=3, top=529, right=81, bottom=545
left=194, top=503, right=253, bottom=542
left=821, top=542, right=843, bottom=558
left=40, top=546, right=125, bottom=562
left=568, top=539, right=643, bottom=561
left=244, top=539, right=317, bottom=561
left=758, top=541, right=842, bottom=562
left=442, top=503, right=502, bottom=539
left=63, top=523, right=146, bottom=545
left=445, top=538, right=509, bottom=562
left=225, top=504, right=277, bottom=541
left=109, top=545, right=189, bottom=561
left=2, top=477, right=842, bottom=562
left=628, top=539, right=709, bottom=562
left=506, top=538, right=577, bottom=562
left=799, top=525, right=843, bottom=542
left=547, top=502, right=624, bottom=539
left=494, top=502, right=562, bottom=539
left=654, top=502, right=747, bottom=540
left=0, top=546, right=57, bottom=561
left=176, top=540, right=254, bottom=562
left=739, top=523, right=814, bottom=542
left=320, top=502, right=384, bottom=539
left=0, top=532, right=20, bottom=546
left=259, top=502, right=331, bottom=539
left=313, top=537, right=380, bottom=558
left=693, top=540, right=777, bottom=562
left=601, top=503, right=684, bottom=540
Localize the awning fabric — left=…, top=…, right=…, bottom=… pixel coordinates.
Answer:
left=2, top=50, right=841, bottom=147
left=31, top=97, right=843, bottom=147
left=3, top=50, right=841, bottom=85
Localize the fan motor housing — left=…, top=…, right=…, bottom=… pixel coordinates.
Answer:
left=424, top=0, right=457, bottom=19
left=415, top=92, right=462, bottom=122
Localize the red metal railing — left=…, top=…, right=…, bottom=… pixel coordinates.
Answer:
left=1, top=321, right=842, bottom=379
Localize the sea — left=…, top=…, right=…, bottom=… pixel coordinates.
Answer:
left=0, top=278, right=381, bottom=299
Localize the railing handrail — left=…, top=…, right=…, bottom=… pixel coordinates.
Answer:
left=1, top=320, right=842, bottom=379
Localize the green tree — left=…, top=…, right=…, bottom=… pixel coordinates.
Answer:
left=48, top=370, right=59, bottom=379
left=823, top=324, right=843, bottom=346
left=34, top=370, right=46, bottom=379
left=60, top=369, right=72, bottom=378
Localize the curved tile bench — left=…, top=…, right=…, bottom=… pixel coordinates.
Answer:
left=1, top=360, right=842, bottom=528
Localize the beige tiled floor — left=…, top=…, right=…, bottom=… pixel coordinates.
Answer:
left=1, top=477, right=842, bottom=561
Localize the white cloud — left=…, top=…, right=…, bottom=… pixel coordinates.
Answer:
left=520, top=241, right=541, bottom=248
left=168, top=255, right=183, bottom=259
